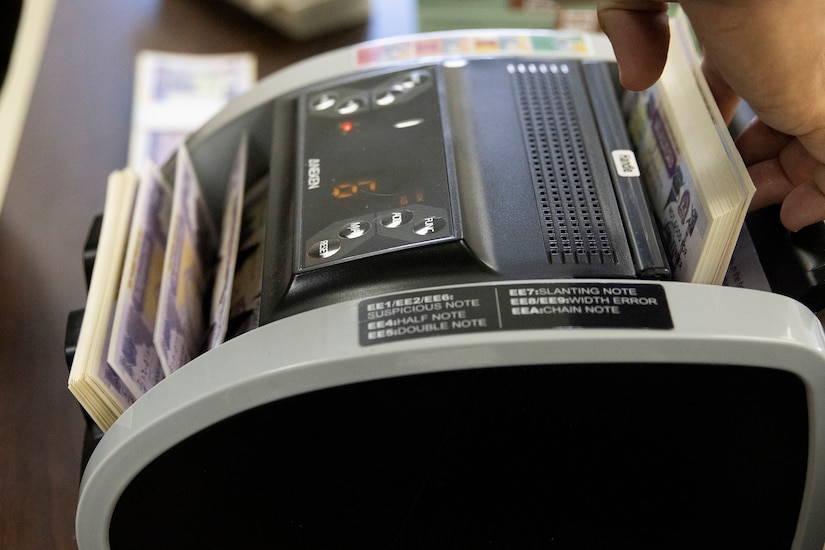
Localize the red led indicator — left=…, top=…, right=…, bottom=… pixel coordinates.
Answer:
left=340, top=121, right=354, bottom=133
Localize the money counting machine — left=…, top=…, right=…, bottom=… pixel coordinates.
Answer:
left=68, top=29, right=825, bottom=549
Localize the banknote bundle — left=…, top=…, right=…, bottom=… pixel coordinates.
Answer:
left=69, top=49, right=260, bottom=430
left=128, top=50, right=256, bottom=170
left=68, top=170, right=140, bottom=430
left=622, top=9, right=754, bottom=284
left=107, top=162, right=172, bottom=397
left=69, top=136, right=264, bottom=431
left=153, top=146, right=219, bottom=375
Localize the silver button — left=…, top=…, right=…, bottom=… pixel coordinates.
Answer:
left=403, top=71, right=429, bottom=88
left=380, top=210, right=414, bottom=228
left=339, top=220, right=371, bottom=239
left=307, top=238, right=341, bottom=259
left=413, top=216, right=447, bottom=235
left=337, top=98, right=363, bottom=115
left=375, top=90, right=398, bottom=106
left=311, top=93, right=337, bottom=112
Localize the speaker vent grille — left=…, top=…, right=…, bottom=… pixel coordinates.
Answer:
left=509, top=62, right=613, bottom=264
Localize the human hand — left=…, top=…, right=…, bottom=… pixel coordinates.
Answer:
left=597, top=0, right=825, bottom=231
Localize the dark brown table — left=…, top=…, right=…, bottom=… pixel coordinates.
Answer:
left=0, top=1, right=414, bottom=547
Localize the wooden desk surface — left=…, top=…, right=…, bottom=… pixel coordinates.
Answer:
left=0, top=1, right=414, bottom=547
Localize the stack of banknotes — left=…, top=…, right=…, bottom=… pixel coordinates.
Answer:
left=69, top=50, right=260, bottom=431
left=69, top=139, right=267, bottom=431
left=128, top=49, right=257, bottom=170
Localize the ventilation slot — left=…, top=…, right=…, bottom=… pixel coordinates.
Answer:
left=509, top=62, right=614, bottom=265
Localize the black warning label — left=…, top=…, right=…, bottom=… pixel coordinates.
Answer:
left=501, top=282, right=672, bottom=330
left=359, top=282, right=672, bottom=346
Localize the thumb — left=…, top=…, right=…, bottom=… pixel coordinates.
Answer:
left=597, top=1, right=671, bottom=91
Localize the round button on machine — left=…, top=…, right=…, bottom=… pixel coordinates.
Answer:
left=380, top=210, right=414, bottom=229
left=337, top=98, right=364, bottom=115
left=307, top=238, right=342, bottom=259
left=339, top=220, right=371, bottom=239
left=401, top=70, right=430, bottom=89
left=375, top=84, right=405, bottom=106
left=311, top=93, right=337, bottom=112
left=413, top=216, right=447, bottom=236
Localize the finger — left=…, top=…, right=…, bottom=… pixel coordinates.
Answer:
left=747, top=159, right=796, bottom=212
left=747, top=139, right=819, bottom=212
left=816, top=163, right=825, bottom=195
left=779, top=138, right=820, bottom=188
left=780, top=168, right=825, bottom=231
left=799, top=126, right=825, bottom=165
left=597, top=1, right=670, bottom=90
left=780, top=132, right=825, bottom=230
left=735, top=118, right=794, bottom=166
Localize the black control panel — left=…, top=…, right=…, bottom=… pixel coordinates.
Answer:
left=296, top=66, right=456, bottom=270
left=261, top=59, right=673, bottom=323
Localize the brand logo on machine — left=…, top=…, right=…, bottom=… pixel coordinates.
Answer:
left=307, top=158, right=321, bottom=190
left=611, top=149, right=641, bottom=178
